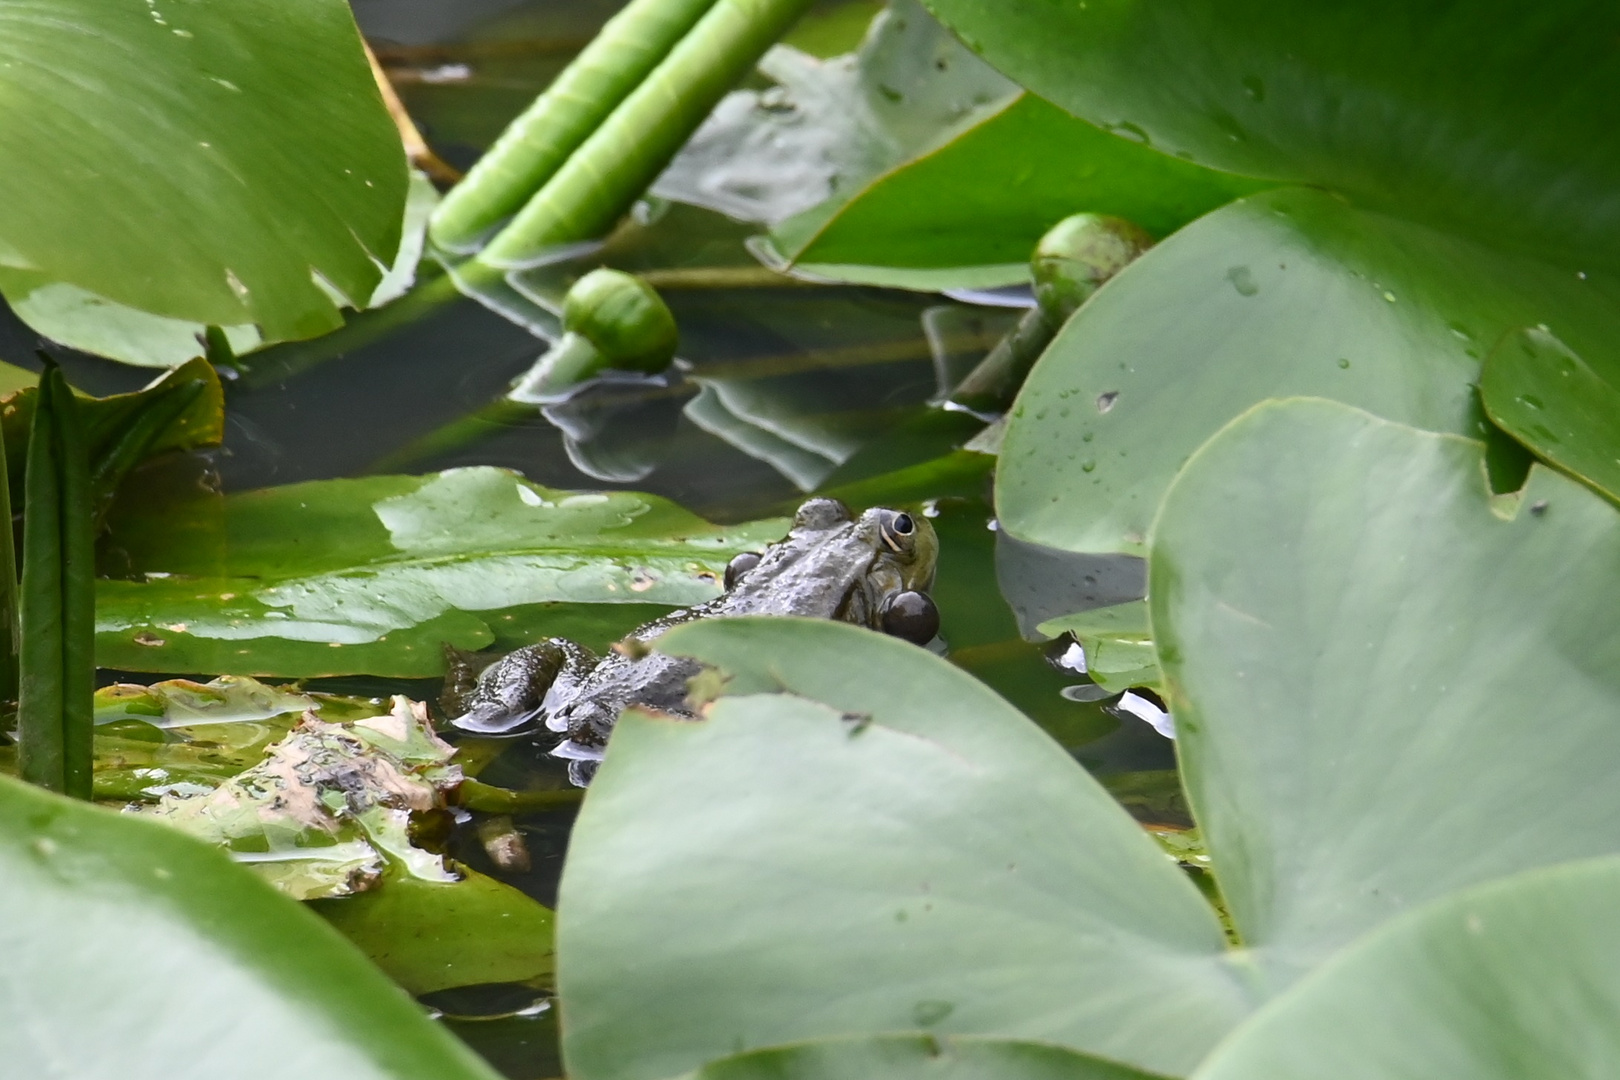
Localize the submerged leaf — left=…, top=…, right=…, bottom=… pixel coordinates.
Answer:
left=142, top=697, right=461, bottom=899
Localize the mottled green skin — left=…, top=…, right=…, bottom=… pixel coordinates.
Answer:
left=446, top=499, right=937, bottom=780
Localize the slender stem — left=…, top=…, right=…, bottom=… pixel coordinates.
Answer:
left=479, top=0, right=816, bottom=266
left=0, top=411, right=17, bottom=706
left=55, top=372, right=94, bottom=800
left=18, top=368, right=65, bottom=792
left=364, top=40, right=463, bottom=187
left=430, top=0, right=722, bottom=251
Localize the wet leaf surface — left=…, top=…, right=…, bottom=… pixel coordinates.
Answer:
left=0, top=172, right=440, bottom=369
left=142, top=697, right=462, bottom=900
left=1481, top=324, right=1620, bottom=505
left=0, top=772, right=501, bottom=1079
left=997, top=187, right=1620, bottom=556
left=0, top=0, right=406, bottom=341
left=97, top=467, right=787, bottom=677
left=921, top=0, right=1620, bottom=273
left=312, top=865, right=555, bottom=996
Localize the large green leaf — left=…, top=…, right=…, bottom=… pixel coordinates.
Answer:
left=1481, top=323, right=1620, bottom=505
left=671, top=1035, right=1169, bottom=1080
left=782, top=93, right=1260, bottom=273
left=919, top=0, right=1620, bottom=272
left=312, top=868, right=555, bottom=997
left=559, top=398, right=1620, bottom=1079
left=0, top=172, right=439, bottom=369
left=557, top=618, right=1248, bottom=1080
left=0, top=772, right=499, bottom=1078
left=97, top=467, right=786, bottom=677
left=1194, top=857, right=1620, bottom=1078
left=1153, top=399, right=1620, bottom=981
left=997, top=187, right=1620, bottom=555
left=0, top=0, right=406, bottom=341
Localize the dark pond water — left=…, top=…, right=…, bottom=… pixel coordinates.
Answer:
left=0, top=2, right=1180, bottom=1075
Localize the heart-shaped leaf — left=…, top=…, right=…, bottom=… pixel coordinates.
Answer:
left=556, top=397, right=1620, bottom=1079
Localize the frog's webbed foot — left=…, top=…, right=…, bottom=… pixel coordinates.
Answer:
left=439, top=644, right=497, bottom=719
left=449, top=639, right=595, bottom=735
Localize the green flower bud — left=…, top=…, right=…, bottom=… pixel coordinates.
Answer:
left=1032, top=214, right=1153, bottom=323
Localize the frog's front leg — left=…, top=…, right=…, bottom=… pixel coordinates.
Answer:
left=447, top=639, right=596, bottom=735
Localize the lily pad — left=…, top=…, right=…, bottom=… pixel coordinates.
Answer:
left=778, top=93, right=1261, bottom=277
left=0, top=0, right=406, bottom=341
left=96, top=467, right=788, bottom=677
left=1153, top=399, right=1620, bottom=979
left=1481, top=324, right=1620, bottom=505
left=671, top=1035, right=1168, bottom=1080
left=143, top=697, right=462, bottom=900
left=919, top=0, right=1620, bottom=272
left=1039, top=601, right=1158, bottom=694
left=996, top=187, right=1620, bottom=556
left=0, top=773, right=499, bottom=1079
left=1, top=172, right=439, bottom=369
left=557, top=398, right=1620, bottom=1078
left=557, top=619, right=1247, bottom=1080
left=1194, top=857, right=1620, bottom=1079
left=312, top=865, right=556, bottom=997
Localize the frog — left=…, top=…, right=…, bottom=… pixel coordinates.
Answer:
left=442, top=497, right=940, bottom=785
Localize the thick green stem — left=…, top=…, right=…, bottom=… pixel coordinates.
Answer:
left=0, top=414, right=17, bottom=707
left=18, top=365, right=95, bottom=796
left=57, top=374, right=95, bottom=800
left=508, top=333, right=609, bottom=403
left=479, top=0, right=816, bottom=266
left=430, top=0, right=722, bottom=252
left=949, top=307, right=1057, bottom=414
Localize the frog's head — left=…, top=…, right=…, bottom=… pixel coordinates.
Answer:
left=722, top=498, right=941, bottom=645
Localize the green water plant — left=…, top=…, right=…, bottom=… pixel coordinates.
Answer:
left=97, top=466, right=786, bottom=676
left=476, top=0, right=817, bottom=267
left=950, top=213, right=1153, bottom=412
left=508, top=269, right=680, bottom=401
left=0, top=771, right=502, bottom=1079
left=430, top=0, right=722, bottom=251
left=917, top=0, right=1620, bottom=557
left=0, top=0, right=406, bottom=346
left=17, top=365, right=94, bottom=798
left=555, top=399, right=1620, bottom=1079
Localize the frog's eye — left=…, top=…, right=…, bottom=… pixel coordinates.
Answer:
left=724, top=551, right=761, bottom=590
left=880, top=590, right=939, bottom=645
left=878, top=511, right=915, bottom=553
